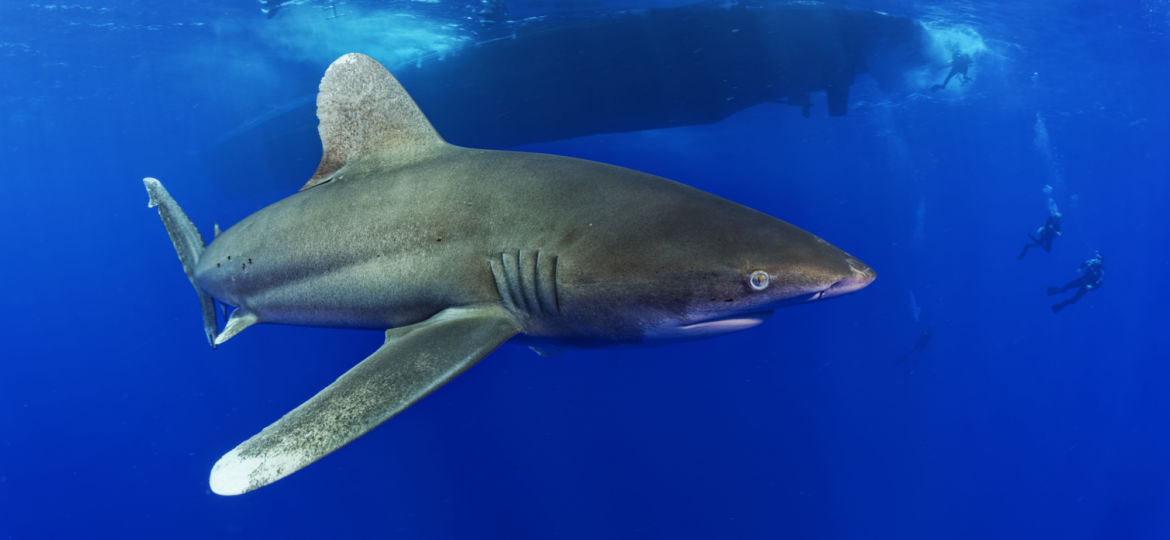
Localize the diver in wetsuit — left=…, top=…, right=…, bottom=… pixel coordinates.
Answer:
left=931, top=52, right=972, bottom=91
left=1048, top=251, right=1104, bottom=313
left=896, top=326, right=932, bottom=375
left=1018, top=211, right=1062, bottom=259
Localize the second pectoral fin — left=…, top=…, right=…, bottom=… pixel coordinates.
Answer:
left=209, top=304, right=520, bottom=495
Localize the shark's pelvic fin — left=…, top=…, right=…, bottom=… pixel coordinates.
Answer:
left=208, top=304, right=520, bottom=495
left=302, top=52, right=449, bottom=191
left=144, top=177, right=219, bottom=347
left=214, top=308, right=259, bottom=346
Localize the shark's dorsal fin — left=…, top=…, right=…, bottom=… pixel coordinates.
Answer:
left=301, top=53, right=447, bottom=191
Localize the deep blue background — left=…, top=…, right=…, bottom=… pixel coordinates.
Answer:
left=3, top=1, right=1169, bottom=538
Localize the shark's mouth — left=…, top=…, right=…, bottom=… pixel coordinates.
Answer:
left=670, top=310, right=774, bottom=338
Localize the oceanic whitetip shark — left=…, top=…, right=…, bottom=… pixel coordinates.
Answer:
left=145, top=53, right=875, bottom=495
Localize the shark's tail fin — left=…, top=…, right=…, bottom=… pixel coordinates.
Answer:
left=144, top=177, right=219, bottom=347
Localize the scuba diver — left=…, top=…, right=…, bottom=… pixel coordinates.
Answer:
left=931, top=52, right=972, bottom=91
left=896, top=326, right=932, bottom=375
left=1048, top=251, right=1104, bottom=313
left=1018, top=211, right=1062, bottom=259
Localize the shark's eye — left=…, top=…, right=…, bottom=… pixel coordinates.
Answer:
left=749, top=270, right=770, bottom=291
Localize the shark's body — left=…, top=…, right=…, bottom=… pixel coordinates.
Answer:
left=146, top=53, right=874, bottom=495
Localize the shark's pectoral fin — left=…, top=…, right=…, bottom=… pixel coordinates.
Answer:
left=208, top=305, right=520, bottom=495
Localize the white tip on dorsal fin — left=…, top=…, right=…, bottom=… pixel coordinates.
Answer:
left=301, top=53, right=447, bottom=191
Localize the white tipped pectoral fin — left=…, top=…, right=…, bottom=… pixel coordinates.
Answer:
left=208, top=305, right=520, bottom=496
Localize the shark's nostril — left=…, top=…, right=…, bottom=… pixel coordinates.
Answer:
left=854, top=265, right=876, bottom=284
left=821, top=263, right=876, bottom=299
left=847, top=258, right=876, bottom=281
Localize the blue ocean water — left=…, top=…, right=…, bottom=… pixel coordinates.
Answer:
left=2, top=0, right=1169, bottom=538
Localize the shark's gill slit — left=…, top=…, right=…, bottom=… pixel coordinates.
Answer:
left=532, top=250, right=544, bottom=315
left=533, top=250, right=561, bottom=316
left=551, top=254, right=561, bottom=315
left=489, top=257, right=517, bottom=312
left=492, top=249, right=560, bottom=317
left=534, top=251, right=561, bottom=316
left=502, top=250, right=529, bottom=312
left=519, top=249, right=540, bottom=313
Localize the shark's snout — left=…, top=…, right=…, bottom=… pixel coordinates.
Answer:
left=821, top=259, right=876, bottom=299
